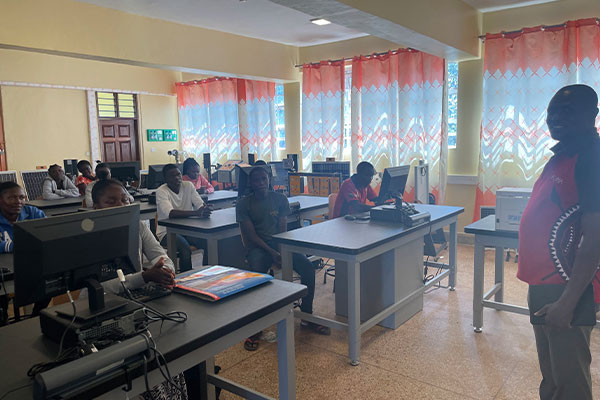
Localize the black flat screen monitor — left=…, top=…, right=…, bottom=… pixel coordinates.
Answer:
left=105, top=161, right=140, bottom=184
left=377, top=165, right=410, bottom=204
left=147, top=163, right=183, bottom=189
left=14, top=205, right=140, bottom=318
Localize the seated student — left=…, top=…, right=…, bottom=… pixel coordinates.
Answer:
left=0, top=182, right=45, bottom=253
left=91, top=179, right=186, bottom=399
left=331, top=161, right=377, bottom=219
left=84, top=163, right=133, bottom=208
left=74, top=160, right=95, bottom=196
left=42, top=164, right=80, bottom=200
left=156, top=164, right=211, bottom=272
left=182, top=158, right=214, bottom=194
left=91, top=179, right=175, bottom=293
left=236, top=167, right=330, bottom=351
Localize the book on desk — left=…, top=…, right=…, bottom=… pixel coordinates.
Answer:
left=174, top=266, right=273, bottom=302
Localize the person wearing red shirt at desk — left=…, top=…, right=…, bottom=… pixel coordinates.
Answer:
left=182, top=158, right=214, bottom=194
left=331, top=161, right=377, bottom=219
left=75, top=160, right=95, bottom=196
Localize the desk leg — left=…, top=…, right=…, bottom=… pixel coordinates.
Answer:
left=277, top=308, right=296, bottom=400
left=494, top=246, right=505, bottom=303
left=348, top=261, right=361, bottom=366
left=166, top=231, right=177, bottom=266
left=281, top=246, right=293, bottom=282
left=473, top=238, right=485, bottom=333
left=207, top=239, right=219, bottom=265
left=449, top=221, right=458, bottom=290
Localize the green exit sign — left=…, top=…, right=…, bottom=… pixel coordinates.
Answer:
left=147, top=129, right=178, bottom=142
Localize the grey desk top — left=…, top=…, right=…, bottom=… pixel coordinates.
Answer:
left=158, top=195, right=329, bottom=233
left=79, top=202, right=157, bottom=214
left=0, top=279, right=306, bottom=399
left=206, top=190, right=238, bottom=203
left=27, top=197, right=84, bottom=210
left=464, top=215, right=518, bottom=239
left=273, top=204, right=463, bottom=255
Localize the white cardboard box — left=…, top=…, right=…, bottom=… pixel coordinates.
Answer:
left=495, top=187, right=532, bottom=231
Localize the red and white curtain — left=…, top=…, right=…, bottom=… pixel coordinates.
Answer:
left=351, top=50, right=446, bottom=202
left=476, top=18, right=600, bottom=218
left=237, top=80, right=277, bottom=162
left=176, top=78, right=277, bottom=164
left=301, top=61, right=345, bottom=171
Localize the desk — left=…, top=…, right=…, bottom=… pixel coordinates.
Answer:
left=205, top=190, right=238, bottom=209
left=27, top=197, right=84, bottom=216
left=273, top=204, right=463, bottom=365
left=159, top=195, right=329, bottom=267
left=0, top=279, right=306, bottom=400
left=464, top=215, right=525, bottom=333
left=79, top=202, right=157, bottom=221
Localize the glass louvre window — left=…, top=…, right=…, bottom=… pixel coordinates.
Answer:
left=97, top=92, right=137, bottom=118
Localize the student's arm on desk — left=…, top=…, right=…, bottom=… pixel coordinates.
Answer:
left=0, top=231, right=13, bottom=253
left=42, top=180, right=63, bottom=200
left=61, top=178, right=81, bottom=198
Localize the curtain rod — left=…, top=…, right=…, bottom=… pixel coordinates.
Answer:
left=294, top=48, right=416, bottom=68
left=478, top=18, right=600, bottom=41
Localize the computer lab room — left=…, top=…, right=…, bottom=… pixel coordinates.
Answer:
left=1, top=0, right=600, bottom=399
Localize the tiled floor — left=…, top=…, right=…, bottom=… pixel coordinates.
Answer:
left=214, top=245, right=600, bottom=399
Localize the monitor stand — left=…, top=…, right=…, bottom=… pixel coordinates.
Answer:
left=54, top=279, right=129, bottom=322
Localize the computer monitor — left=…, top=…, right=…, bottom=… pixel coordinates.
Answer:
left=377, top=165, right=410, bottom=204
left=14, top=205, right=140, bottom=319
left=268, top=161, right=290, bottom=188
left=105, top=161, right=140, bottom=184
left=147, top=163, right=183, bottom=189
left=236, top=165, right=272, bottom=198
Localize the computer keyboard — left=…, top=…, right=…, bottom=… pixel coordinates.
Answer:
left=120, top=285, right=172, bottom=303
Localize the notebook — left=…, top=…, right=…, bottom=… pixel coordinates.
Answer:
left=174, top=266, right=273, bottom=302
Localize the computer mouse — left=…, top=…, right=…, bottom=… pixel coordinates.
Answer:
left=344, top=215, right=356, bottom=221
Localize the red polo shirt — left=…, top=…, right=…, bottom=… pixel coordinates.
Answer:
left=332, top=176, right=377, bottom=219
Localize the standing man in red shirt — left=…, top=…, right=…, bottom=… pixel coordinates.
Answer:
left=518, top=84, right=600, bottom=400
left=331, top=161, right=377, bottom=219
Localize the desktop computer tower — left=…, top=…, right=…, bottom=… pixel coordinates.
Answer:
left=248, top=153, right=256, bottom=165
left=287, top=154, right=298, bottom=172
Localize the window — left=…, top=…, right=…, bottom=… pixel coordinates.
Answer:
left=447, top=62, right=458, bottom=148
left=274, top=84, right=285, bottom=150
left=343, top=65, right=352, bottom=150
left=97, top=92, right=137, bottom=118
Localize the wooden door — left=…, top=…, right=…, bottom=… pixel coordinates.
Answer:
left=0, top=89, right=8, bottom=171
left=99, top=119, right=139, bottom=162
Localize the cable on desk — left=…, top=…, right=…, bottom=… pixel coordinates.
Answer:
left=56, top=290, right=77, bottom=359
left=0, top=382, right=33, bottom=400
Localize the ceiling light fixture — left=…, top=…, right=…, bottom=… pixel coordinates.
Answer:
left=310, top=18, right=331, bottom=26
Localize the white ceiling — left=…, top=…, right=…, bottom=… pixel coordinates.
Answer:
left=73, top=0, right=369, bottom=47
left=461, top=0, right=559, bottom=12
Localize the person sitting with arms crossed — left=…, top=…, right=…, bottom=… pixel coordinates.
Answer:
left=182, top=158, right=214, bottom=194
left=236, top=166, right=330, bottom=351
left=42, top=164, right=80, bottom=200
left=156, top=164, right=211, bottom=272
left=331, top=161, right=377, bottom=219
left=75, top=160, right=95, bottom=196
left=84, top=163, right=133, bottom=208
left=91, top=178, right=187, bottom=400
left=0, top=182, right=45, bottom=252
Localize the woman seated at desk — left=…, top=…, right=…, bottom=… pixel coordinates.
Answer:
left=182, top=157, right=214, bottom=194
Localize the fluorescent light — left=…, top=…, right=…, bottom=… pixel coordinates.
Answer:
left=310, top=18, right=331, bottom=26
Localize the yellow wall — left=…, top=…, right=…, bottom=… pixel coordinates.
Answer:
left=1, top=86, right=90, bottom=172
left=138, top=95, right=181, bottom=169
left=0, top=0, right=299, bottom=83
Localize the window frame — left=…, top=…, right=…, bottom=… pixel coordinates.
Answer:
left=96, top=92, right=138, bottom=119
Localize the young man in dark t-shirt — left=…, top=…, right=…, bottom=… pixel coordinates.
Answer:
left=518, top=84, right=600, bottom=400
left=236, top=167, right=330, bottom=350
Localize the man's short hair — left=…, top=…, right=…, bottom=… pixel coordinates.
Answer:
left=95, top=163, right=110, bottom=180
left=91, top=179, right=125, bottom=205
left=357, top=161, right=375, bottom=176
left=0, top=181, right=21, bottom=196
left=48, top=164, right=60, bottom=173
left=76, top=160, right=91, bottom=171
left=162, top=164, right=179, bottom=178
left=248, top=166, right=269, bottom=180
left=560, top=84, right=598, bottom=109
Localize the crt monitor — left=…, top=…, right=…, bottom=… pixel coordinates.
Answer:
left=236, top=165, right=272, bottom=198
left=14, top=204, right=140, bottom=319
left=377, top=165, right=410, bottom=204
left=147, top=163, right=183, bottom=189
left=105, top=161, right=140, bottom=184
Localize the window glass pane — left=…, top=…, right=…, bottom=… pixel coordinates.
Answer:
left=343, top=65, right=352, bottom=149
left=447, top=62, right=458, bottom=148
left=275, top=84, right=285, bottom=150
